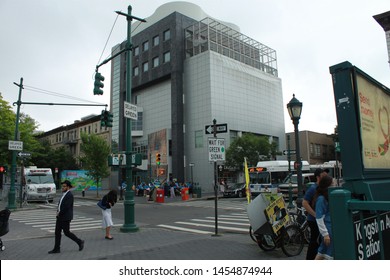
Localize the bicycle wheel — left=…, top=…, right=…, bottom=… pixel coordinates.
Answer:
left=249, top=226, right=276, bottom=250
left=257, top=234, right=277, bottom=251
left=281, top=224, right=305, bottom=257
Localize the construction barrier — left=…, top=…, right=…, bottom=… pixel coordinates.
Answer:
left=156, top=188, right=164, bottom=203
left=181, top=187, right=189, bottom=201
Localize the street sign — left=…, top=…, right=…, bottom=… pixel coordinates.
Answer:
left=124, top=101, right=138, bottom=120
left=283, top=150, right=296, bottom=155
left=208, top=138, right=225, bottom=161
left=205, top=123, right=228, bottom=135
left=8, top=140, right=23, bottom=151
left=17, top=152, right=31, bottom=157
left=108, top=153, right=142, bottom=166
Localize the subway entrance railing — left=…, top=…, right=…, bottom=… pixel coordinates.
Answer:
left=329, top=61, right=390, bottom=260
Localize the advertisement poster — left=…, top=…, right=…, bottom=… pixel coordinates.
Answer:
left=265, top=196, right=289, bottom=234
left=60, top=170, right=100, bottom=191
left=357, top=73, right=390, bottom=169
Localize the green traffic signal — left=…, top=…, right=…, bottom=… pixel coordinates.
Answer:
left=106, top=112, right=114, bottom=127
left=100, top=110, right=106, bottom=126
left=94, top=72, right=105, bottom=95
left=100, top=110, right=113, bottom=127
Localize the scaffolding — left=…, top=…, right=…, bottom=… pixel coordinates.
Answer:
left=185, top=18, right=278, bottom=77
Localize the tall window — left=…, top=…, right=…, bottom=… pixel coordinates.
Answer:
left=142, top=62, right=148, bottom=72
left=133, top=46, right=139, bottom=56
left=195, top=130, right=203, bottom=148
left=163, top=51, right=171, bottom=63
left=142, top=41, right=149, bottom=51
left=133, top=66, right=139, bottom=76
left=163, top=29, right=171, bottom=41
left=153, top=35, right=159, bottom=46
left=152, top=56, right=159, bottom=68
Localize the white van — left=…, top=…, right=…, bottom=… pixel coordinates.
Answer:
left=23, top=167, right=56, bottom=202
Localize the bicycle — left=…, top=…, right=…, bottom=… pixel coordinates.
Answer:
left=288, top=207, right=311, bottom=244
left=249, top=222, right=305, bottom=257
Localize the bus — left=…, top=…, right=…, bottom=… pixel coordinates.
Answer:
left=310, top=160, right=343, bottom=185
left=248, top=160, right=310, bottom=197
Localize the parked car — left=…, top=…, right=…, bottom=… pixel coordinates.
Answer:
left=278, top=173, right=316, bottom=201
left=223, top=183, right=246, bottom=198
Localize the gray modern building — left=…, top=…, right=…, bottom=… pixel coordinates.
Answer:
left=109, top=2, right=285, bottom=193
left=374, top=10, right=390, bottom=68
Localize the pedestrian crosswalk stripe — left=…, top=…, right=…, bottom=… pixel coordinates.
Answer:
left=190, top=219, right=249, bottom=226
left=157, top=211, right=250, bottom=235
left=175, top=221, right=248, bottom=232
left=10, top=208, right=103, bottom=233
left=158, top=224, right=214, bottom=235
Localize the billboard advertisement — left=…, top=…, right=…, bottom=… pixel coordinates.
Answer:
left=60, top=170, right=101, bottom=191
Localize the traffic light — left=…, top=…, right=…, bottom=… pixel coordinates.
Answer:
left=101, top=110, right=113, bottom=127
left=93, top=72, right=105, bottom=95
left=100, top=110, right=107, bottom=127
left=156, top=153, right=161, bottom=165
left=106, top=112, right=113, bottom=127
left=0, top=166, right=6, bottom=173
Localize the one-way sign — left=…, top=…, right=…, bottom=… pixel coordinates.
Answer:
left=205, top=123, right=228, bottom=135
left=17, top=152, right=31, bottom=157
left=283, top=150, right=296, bottom=155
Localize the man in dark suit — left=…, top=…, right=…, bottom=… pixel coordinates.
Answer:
left=48, top=180, right=84, bottom=254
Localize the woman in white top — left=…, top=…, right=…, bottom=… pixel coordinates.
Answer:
left=101, top=190, right=117, bottom=240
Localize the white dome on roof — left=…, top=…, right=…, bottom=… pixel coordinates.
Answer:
left=132, top=1, right=240, bottom=35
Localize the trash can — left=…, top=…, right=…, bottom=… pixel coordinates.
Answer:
left=156, top=188, right=164, bottom=203
left=181, top=187, right=189, bottom=201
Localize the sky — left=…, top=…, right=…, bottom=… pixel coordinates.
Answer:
left=0, top=0, right=389, bottom=136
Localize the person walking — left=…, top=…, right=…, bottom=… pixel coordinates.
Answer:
left=48, top=180, right=84, bottom=254
left=101, top=189, right=117, bottom=240
left=313, top=175, right=334, bottom=260
left=302, top=168, right=328, bottom=260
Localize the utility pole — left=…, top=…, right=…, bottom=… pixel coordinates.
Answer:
left=7, top=78, right=23, bottom=210
left=116, top=6, right=145, bottom=232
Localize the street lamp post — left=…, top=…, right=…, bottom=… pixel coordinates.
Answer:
left=287, top=94, right=303, bottom=208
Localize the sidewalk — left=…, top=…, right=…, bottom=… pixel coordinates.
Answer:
left=0, top=190, right=306, bottom=260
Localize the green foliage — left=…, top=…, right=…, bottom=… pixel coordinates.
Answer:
left=225, top=133, right=278, bottom=169
left=79, top=133, right=110, bottom=196
left=31, top=140, right=79, bottom=171
left=0, top=94, right=41, bottom=166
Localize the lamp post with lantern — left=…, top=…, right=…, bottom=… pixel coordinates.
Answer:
left=287, top=94, right=303, bottom=208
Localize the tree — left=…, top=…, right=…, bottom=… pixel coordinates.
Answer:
left=0, top=94, right=41, bottom=166
left=79, top=133, right=110, bottom=197
left=225, top=133, right=277, bottom=169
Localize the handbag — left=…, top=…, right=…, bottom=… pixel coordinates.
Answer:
left=97, top=199, right=107, bottom=210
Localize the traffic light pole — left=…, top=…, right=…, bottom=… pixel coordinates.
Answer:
left=8, top=78, right=23, bottom=210
left=117, top=6, right=145, bottom=233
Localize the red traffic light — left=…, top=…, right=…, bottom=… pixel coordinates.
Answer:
left=0, top=166, right=5, bottom=173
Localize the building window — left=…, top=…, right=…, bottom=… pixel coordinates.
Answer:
left=133, top=66, right=139, bottom=76
left=142, top=41, right=149, bottom=51
left=195, top=130, right=203, bottom=148
left=163, top=29, right=171, bottom=41
left=163, top=51, right=171, bottom=63
left=315, top=144, right=321, bottom=157
left=152, top=56, right=159, bottom=68
left=153, top=35, right=159, bottom=46
left=133, top=46, right=139, bottom=56
left=142, top=62, right=148, bottom=72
